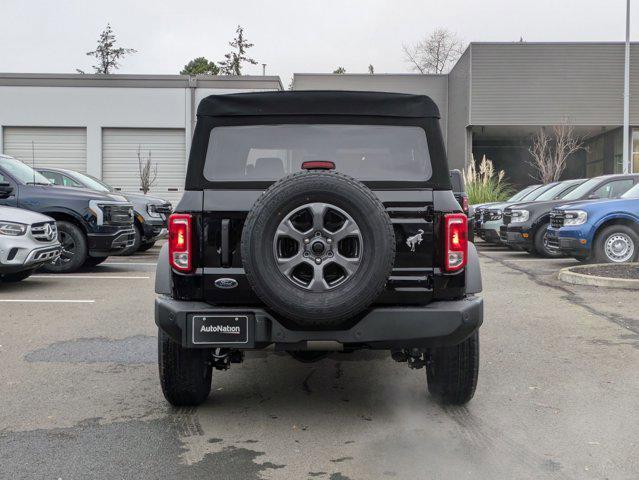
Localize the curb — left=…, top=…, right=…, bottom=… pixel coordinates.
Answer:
left=558, top=263, right=639, bottom=289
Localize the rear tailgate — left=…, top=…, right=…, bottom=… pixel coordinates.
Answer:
left=196, top=189, right=436, bottom=306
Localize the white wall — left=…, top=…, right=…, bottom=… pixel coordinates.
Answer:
left=0, top=85, right=278, bottom=179
left=0, top=86, right=189, bottom=177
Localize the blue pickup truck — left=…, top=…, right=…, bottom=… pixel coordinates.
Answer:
left=547, top=183, right=639, bottom=263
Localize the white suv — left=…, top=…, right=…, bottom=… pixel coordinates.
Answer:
left=0, top=206, right=61, bottom=282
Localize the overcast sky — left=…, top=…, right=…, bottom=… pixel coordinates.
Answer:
left=2, top=0, right=638, bottom=84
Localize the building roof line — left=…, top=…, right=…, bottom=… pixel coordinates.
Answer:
left=0, top=73, right=284, bottom=89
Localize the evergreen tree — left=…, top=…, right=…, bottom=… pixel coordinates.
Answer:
left=80, top=23, right=136, bottom=74
left=218, top=26, right=257, bottom=75
left=181, top=57, right=219, bottom=75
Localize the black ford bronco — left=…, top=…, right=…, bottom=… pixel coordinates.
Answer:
left=155, top=91, right=483, bottom=407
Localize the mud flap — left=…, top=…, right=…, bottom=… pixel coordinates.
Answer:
left=465, top=242, right=482, bottom=294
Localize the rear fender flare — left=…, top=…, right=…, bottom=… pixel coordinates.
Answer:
left=155, top=243, right=172, bottom=294
left=465, top=242, right=482, bottom=294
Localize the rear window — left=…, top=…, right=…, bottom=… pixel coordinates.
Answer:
left=203, top=124, right=432, bottom=182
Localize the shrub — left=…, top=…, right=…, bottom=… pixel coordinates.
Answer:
left=463, top=155, right=513, bottom=205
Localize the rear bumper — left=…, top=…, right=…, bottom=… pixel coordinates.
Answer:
left=87, top=228, right=135, bottom=257
left=155, top=295, right=483, bottom=350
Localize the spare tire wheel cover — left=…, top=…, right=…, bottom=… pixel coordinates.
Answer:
left=241, top=171, right=395, bottom=328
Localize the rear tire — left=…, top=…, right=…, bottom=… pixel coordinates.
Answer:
left=41, top=221, right=87, bottom=273
left=158, top=329, right=212, bottom=406
left=534, top=223, right=563, bottom=258
left=426, top=331, right=479, bottom=405
left=1, top=269, right=34, bottom=283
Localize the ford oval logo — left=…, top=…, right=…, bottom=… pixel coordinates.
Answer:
left=214, top=278, right=238, bottom=289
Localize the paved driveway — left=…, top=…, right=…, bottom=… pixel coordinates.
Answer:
left=1, top=242, right=638, bottom=479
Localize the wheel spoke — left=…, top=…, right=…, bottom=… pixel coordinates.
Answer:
left=276, top=220, right=305, bottom=242
left=307, top=263, right=329, bottom=292
left=330, top=252, right=361, bottom=276
left=332, top=219, right=360, bottom=241
left=276, top=251, right=305, bottom=276
left=308, top=203, right=328, bottom=232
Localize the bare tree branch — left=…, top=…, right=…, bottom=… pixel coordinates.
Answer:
left=528, top=123, right=586, bottom=183
left=138, top=146, right=158, bottom=194
left=402, top=44, right=425, bottom=74
left=403, top=28, right=464, bottom=74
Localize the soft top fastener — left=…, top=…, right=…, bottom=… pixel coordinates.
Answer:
left=301, top=161, right=335, bottom=171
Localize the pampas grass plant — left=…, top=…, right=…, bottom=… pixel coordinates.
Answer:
left=463, top=155, right=513, bottom=204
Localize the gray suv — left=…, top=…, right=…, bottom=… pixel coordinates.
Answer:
left=0, top=205, right=61, bottom=282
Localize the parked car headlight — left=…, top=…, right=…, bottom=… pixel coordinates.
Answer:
left=510, top=210, right=530, bottom=222
left=564, top=210, right=587, bottom=226
left=0, top=221, right=27, bottom=236
left=147, top=203, right=162, bottom=218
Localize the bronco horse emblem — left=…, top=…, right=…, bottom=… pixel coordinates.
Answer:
left=406, top=229, right=424, bottom=252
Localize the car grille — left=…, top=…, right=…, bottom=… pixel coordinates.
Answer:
left=104, top=205, right=134, bottom=225
left=546, top=235, right=560, bottom=251
left=502, top=210, right=512, bottom=225
left=474, top=209, right=482, bottom=222
left=482, top=209, right=503, bottom=222
left=550, top=210, right=565, bottom=229
left=31, top=221, right=58, bottom=242
left=155, top=203, right=172, bottom=215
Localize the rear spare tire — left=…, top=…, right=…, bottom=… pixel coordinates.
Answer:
left=241, top=170, right=395, bottom=328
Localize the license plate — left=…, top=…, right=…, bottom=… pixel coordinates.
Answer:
left=192, top=315, right=249, bottom=345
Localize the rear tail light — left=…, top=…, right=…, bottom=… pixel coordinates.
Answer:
left=443, top=213, right=468, bottom=272
left=461, top=196, right=469, bottom=214
left=168, top=214, right=192, bottom=272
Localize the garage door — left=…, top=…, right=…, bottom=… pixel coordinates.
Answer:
left=102, top=128, right=186, bottom=205
left=3, top=127, right=87, bottom=172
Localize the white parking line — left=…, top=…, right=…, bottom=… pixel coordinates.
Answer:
left=103, top=262, right=157, bottom=266
left=500, top=258, right=571, bottom=262
left=31, top=275, right=150, bottom=279
left=0, top=299, right=95, bottom=303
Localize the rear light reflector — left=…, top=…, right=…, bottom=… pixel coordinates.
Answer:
left=444, top=213, right=468, bottom=272
left=168, top=213, right=192, bottom=272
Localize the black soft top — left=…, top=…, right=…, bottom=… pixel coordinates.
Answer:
left=196, top=90, right=440, bottom=119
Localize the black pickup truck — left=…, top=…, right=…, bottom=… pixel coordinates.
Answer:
left=154, top=91, right=483, bottom=407
left=0, top=155, right=135, bottom=272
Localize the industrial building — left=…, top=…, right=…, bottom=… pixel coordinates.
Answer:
left=2, top=42, right=638, bottom=202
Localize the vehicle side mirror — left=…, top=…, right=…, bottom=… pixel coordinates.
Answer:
left=587, top=193, right=600, bottom=200
left=0, top=182, right=14, bottom=199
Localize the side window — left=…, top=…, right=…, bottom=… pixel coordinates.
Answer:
left=591, top=179, right=634, bottom=198
left=609, top=179, right=635, bottom=197
left=62, top=175, right=82, bottom=188
left=41, top=171, right=64, bottom=185
left=557, top=184, right=579, bottom=198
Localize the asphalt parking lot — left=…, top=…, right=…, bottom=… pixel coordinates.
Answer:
left=1, top=241, right=638, bottom=480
